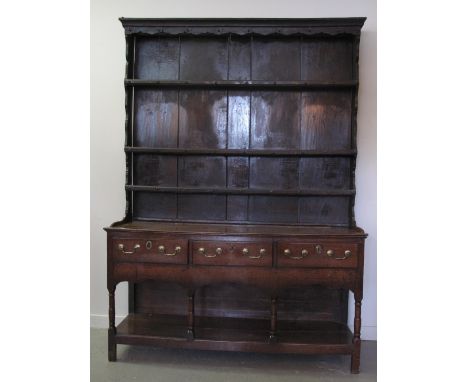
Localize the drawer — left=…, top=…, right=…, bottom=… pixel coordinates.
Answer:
left=112, top=238, right=188, bottom=264
left=277, top=241, right=358, bottom=268
left=192, top=240, right=272, bottom=267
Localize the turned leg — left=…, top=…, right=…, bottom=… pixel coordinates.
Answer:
left=269, top=297, right=278, bottom=343
left=187, top=291, right=195, bottom=340
left=351, top=295, right=362, bottom=374
left=108, top=285, right=117, bottom=362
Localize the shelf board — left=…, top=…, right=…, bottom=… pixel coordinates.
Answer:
left=115, top=313, right=354, bottom=354
left=126, top=185, right=355, bottom=196
left=124, top=79, right=358, bottom=89
left=125, top=147, right=357, bottom=157
left=109, top=220, right=366, bottom=236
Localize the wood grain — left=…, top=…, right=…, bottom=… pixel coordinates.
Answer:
left=301, top=90, right=352, bottom=150
left=180, top=37, right=228, bottom=80
left=133, top=89, right=179, bottom=147
left=252, top=37, right=301, bottom=80
left=301, top=37, right=354, bottom=81
left=179, top=90, right=227, bottom=149
left=251, top=91, right=301, bottom=149
left=135, top=37, right=180, bottom=80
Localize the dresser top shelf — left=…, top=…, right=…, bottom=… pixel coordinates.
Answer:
left=106, top=220, right=367, bottom=237
left=120, top=17, right=366, bottom=36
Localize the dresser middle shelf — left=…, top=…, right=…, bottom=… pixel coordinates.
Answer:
left=126, top=185, right=355, bottom=196
left=124, top=147, right=357, bottom=157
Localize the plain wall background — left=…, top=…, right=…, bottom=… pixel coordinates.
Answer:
left=91, top=0, right=377, bottom=339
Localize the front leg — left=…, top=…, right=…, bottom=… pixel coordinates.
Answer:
left=268, top=297, right=278, bottom=343
left=108, top=285, right=117, bottom=361
left=186, top=290, right=195, bottom=340
left=351, top=293, right=362, bottom=374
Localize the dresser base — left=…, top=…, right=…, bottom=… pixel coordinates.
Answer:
left=106, top=221, right=366, bottom=373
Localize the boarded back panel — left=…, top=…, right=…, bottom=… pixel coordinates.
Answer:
left=249, top=196, right=298, bottom=224
left=298, top=196, right=350, bottom=225
left=301, top=90, right=352, bottom=150
left=133, top=89, right=179, bottom=148
left=179, top=156, right=226, bottom=188
left=133, top=155, right=177, bottom=186
left=226, top=195, right=249, bottom=221
left=228, top=36, right=251, bottom=80
left=301, top=37, right=353, bottom=81
left=133, top=192, right=177, bottom=220
left=227, top=157, right=249, bottom=188
left=299, top=158, right=351, bottom=190
left=135, top=37, right=180, bottom=80
left=178, top=194, right=227, bottom=221
left=179, top=90, right=227, bottom=149
left=252, top=37, right=301, bottom=81
left=228, top=91, right=250, bottom=149
left=180, top=37, right=228, bottom=80
left=250, top=157, right=299, bottom=190
left=251, top=91, right=301, bottom=149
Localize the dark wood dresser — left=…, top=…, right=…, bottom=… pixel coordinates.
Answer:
left=105, top=18, right=367, bottom=373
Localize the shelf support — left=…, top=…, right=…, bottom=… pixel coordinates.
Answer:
left=124, top=146, right=357, bottom=157
left=351, top=293, right=362, bottom=373
left=108, top=285, right=117, bottom=362
left=126, top=185, right=355, bottom=197
left=269, top=297, right=278, bottom=343
left=187, top=291, right=195, bottom=340
left=124, top=79, right=358, bottom=89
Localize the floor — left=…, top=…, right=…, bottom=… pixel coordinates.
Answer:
left=91, top=329, right=376, bottom=382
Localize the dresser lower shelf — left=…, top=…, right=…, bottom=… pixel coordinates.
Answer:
left=114, top=313, right=354, bottom=355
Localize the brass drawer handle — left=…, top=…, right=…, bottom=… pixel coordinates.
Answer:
left=243, top=247, right=266, bottom=259
left=283, top=248, right=309, bottom=260
left=198, top=247, right=220, bottom=258
left=158, top=245, right=182, bottom=256
left=118, top=243, right=140, bottom=255
left=326, top=249, right=352, bottom=260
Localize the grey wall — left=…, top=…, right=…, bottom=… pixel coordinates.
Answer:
left=91, top=0, right=377, bottom=339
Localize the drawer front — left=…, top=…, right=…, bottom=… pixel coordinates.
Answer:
left=112, top=238, right=188, bottom=264
left=277, top=241, right=358, bottom=268
left=192, top=240, right=272, bottom=267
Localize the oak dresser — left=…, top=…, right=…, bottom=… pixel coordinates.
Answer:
left=105, top=17, right=368, bottom=373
